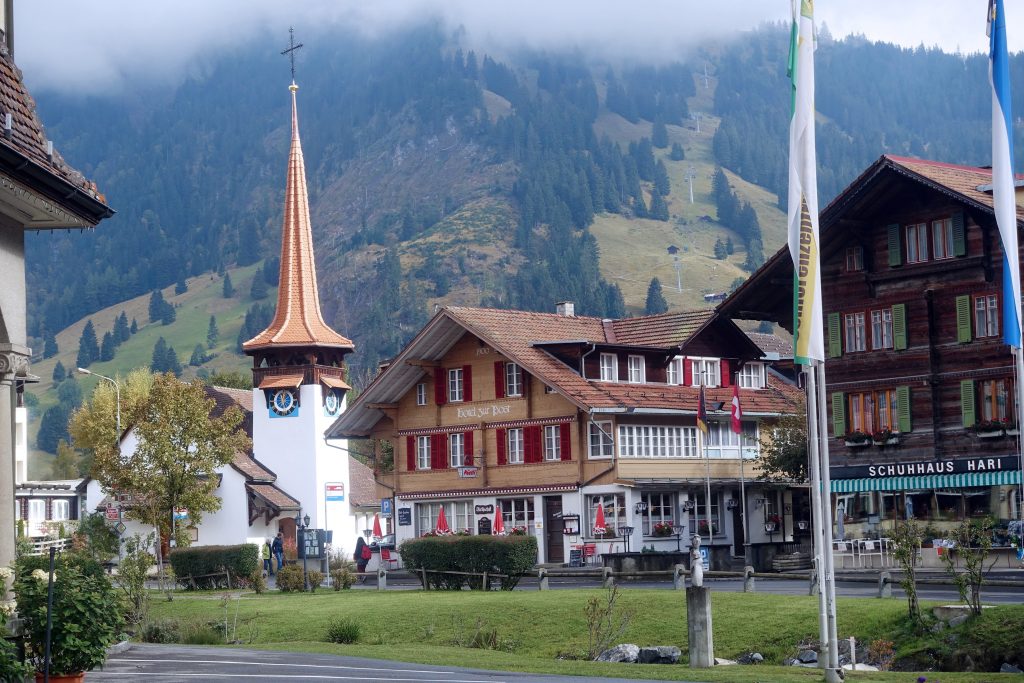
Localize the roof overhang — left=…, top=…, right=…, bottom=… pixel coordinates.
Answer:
left=258, top=374, right=304, bottom=390
left=396, top=482, right=578, bottom=500
left=0, top=145, right=113, bottom=228
left=320, top=376, right=351, bottom=390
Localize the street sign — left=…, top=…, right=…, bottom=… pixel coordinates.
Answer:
left=698, top=547, right=710, bottom=571
left=381, top=498, right=393, bottom=518
left=325, top=482, right=345, bottom=502
left=105, top=506, right=119, bottom=521
left=457, top=466, right=479, bottom=478
left=114, top=522, right=127, bottom=535
left=173, top=508, right=188, bottom=521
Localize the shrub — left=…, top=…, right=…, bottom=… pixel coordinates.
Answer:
left=141, top=619, right=181, bottom=644
left=169, top=543, right=259, bottom=589
left=399, top=535, right=538, bottom=590
left=275, top=564, right=306, bottom=592
left=307, top=570, right=324, bottom=592
left=331, top=567, right=355, bottom=590
left=118, top=534, right=155, bottom=625
left=248, top=569, right=267, bottom=594
left=325, top=617, right=361, bottom=644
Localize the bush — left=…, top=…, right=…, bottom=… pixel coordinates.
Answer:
left=398, top=535, right=538, bottom=590
left=169, top=543, right=259, bottom=589
left=331, top=567, right=355, bottom=590
left=307, top=570, right=324, bottom=592
left=141, top=619, right=181, bottom=644
left=118, top=534, right=155, bottom=625
left=275, top=564, right=306, bottom=592
left=325, top=617, right=361, bottom=644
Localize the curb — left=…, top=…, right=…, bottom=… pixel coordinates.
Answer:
left=108, top=640, right=133, bottom=655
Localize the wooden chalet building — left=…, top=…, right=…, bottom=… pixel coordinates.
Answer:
left=720, top=155, right=1024, bottom=542
left=327, top=304, right=802, bottom=569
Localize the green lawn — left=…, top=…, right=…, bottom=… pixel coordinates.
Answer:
left=145, top=588, right=1022, bottom=682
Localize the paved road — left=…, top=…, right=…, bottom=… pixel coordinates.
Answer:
left=92, top=644, right=690, bottom=682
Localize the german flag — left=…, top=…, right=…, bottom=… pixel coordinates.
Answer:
left=696, top=384, right=708, bottom=434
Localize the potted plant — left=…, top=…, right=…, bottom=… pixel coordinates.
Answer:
left=872, top=428, right=899, bottom=446
left=509, top=526, right=528, bottom=536
left=844, top=430, right=871, bottom=447
left=764, top=514, right=782, bottom=533
left=652, top=521, right=674, bottom=538
left=14, top=555, right=123, bottom=682
left=697, top=520, right=718, bottom=536
left=972, top=419, right=1006, bottom=438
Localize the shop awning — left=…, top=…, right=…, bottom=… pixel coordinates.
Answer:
left=831, top=470, right=1021, bottom=493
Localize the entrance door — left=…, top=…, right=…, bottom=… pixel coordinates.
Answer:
left=543, top=497, right=565, bottom=564
left=732, top=502, right=745, bottom=556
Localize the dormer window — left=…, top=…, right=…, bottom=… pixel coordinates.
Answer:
left=738, top=363, right=765, bottom=389
left=627, top=355, right=645, bottom=383
left=845, top=246, right=863, bottom=272
left=690, top=357, right=720, bottom=388
left=600, top=353, right=618, bottom=381
left=666, top=356, right=683, bottom=385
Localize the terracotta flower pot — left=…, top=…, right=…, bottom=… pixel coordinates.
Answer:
left=36, top=672, right=84, bottom=683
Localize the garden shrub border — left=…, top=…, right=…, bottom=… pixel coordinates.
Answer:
left=168, top=543, right=259, bottom=589
left=399, top=535, right=538, bottom=590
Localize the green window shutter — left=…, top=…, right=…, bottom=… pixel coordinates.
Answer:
left=892, top=303, right=907, bottom=350
left=896, top=386, right=912, bottom=433
left=960, top=380, right=976, bottom=428
left=831, top=392, right=846, bottom=437
left=951, top=211, right=966, bottom=257
left=955, top=295, right=972, bottom=343
left=887, top=223, right=902, bottom=266
left=828, top=313, right=842, bottom=358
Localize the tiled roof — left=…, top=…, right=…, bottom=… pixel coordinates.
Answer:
left=349, top=458, right=377, bottom=507
left=610, top=311, right=714, bottom=346
left=246, top=483, right=300, bottom=510
left=243, top=85, right=354, bottom=352
left=203, top=385, right=275, bottom=482
left=746, top=332, right=793, bottom=359
left=883, top=155, right=1024, bottom=221
left=581, top=372, right=802, bottom=413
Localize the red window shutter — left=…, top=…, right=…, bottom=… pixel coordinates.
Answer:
left=496, top=428, right=507, bottom=465
left=683, top=357, right=692, bottom=386
left=464, top=430, right=474, bottom=466
left=406, top=435, right=416, bottom=471
left=463, top=364, right=473, bottom=402
left=721, top=359, right=731, bottom=387
left=494, top=361, right=505, bottom=399
left=441, top=433, right=450, bottom=468
left=528, top=425, right=543, bottom=463
left=559, top=422, right=572, bottom=461
left=522, top=371, right=531, bottom=395
left=434, top=367, right=447, bottom=405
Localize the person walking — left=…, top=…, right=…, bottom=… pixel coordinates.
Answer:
left=354, top=536, right=371, bottom=584
left=272, top=532, right=285, bottom=573
left=262, top=539, right=272, bottom=576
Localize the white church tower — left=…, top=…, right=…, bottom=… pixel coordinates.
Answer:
left=242, top=77, right=358, bottom=556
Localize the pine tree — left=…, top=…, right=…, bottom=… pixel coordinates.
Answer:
left=222, top=273, right=234, bottom=298
left=175, top=275, right=188, bottom=295
left=651, top=116, right=669, bottom=148
left=165, top=346, right=182, bottom=377
left=653, top=160, right=670, bottom=196
left=52, top=361, right=66, bottom=383
left=189, top=344, right=207, bottom=367
left=148, top=290, right=166, bottom=324
left=725, top=236, right=735, bottom=255
left=161, top=302, right=176, bottom=325
left=100, top=331, right=116, bottom=361
left=151, top=337, right=169, bottom=373
left=669, top=142, right=685, bottom=161
left=37, top=405, right=70, bottom=453
left=76, top=320, right=99, bottom=368
left=645, top=277, right=669, bottom=315
left=130, top=318, right=138, bottom=335
left=113, top=311, right=130, bottom=344
left=43, top=334, right=58, bottom=359
left=250, top=275, right=268, bottom=300
left=262, top=257, right=280, bottom=286
left=714, top=238, right=728, bottom=260
left=632, top=187, right=648, bottom=218
left=649, top=192, right=670, bottom=221
left=206, top=316, right=219, bottom=350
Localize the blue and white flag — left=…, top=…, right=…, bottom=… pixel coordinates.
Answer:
left=989, top=0, right=1021, bottom=348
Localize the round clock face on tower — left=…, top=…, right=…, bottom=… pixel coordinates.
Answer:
left=271, top=389, right=298, bottom=416
left=324, top=389, right=341, bottom=416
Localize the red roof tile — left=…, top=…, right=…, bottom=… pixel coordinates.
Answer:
left=247, top=483, right=300, bottom=510
left=349, top=458, right=377, bottom=507
left=610, top=311, right=714, bottom=347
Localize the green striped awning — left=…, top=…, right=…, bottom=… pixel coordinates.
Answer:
left=831, top=470, right=1021, bottom=493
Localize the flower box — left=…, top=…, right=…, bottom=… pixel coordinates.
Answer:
left=976, top=430, right=1004, bottom=439
left=873, top=437, right=900, bottom=446
left=1006, top=429, right=1019, bottom=437
left=844, top=439, right=871, bottom=448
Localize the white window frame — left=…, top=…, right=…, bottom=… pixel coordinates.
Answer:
left=906, top=222, right=928, bottom=263
left=416, top=435, right=431, bottom=470
left=845, top=246, right=864, bottom=272
left=666, top=356, right=683, bottom=385
left=871, top=308, right=893, bottom=350
left=416, top=501, right=474, bottom=536
left=543, top=425, right=561, bottom=461
left=51, top=499, right=70, bottom=521
left=975, top=294, right=999, bottom=338
left=689, top=492, right=722, bottom=536
left=932, top=218, right=954, bottom=260
left=507, top=428, right=524, bottom=464
left=738, top=363, right=765, bottom=389
left=587, top=493, right=626, bottom=538
left=689, top=357, right=720, bottom=388
left=588, top=421, right=614, bottom=459
left=448, top=368, right=464, bottom=402
left=416, top=383, right=427, bottom=406
left=627, top=355, right=645, bottom=383
left=599, top=353, right=618, bottom=382
left=844, top=312, right=866, bottom=352
left=706, top=420, right=759, bottom=458
left=28, top=499, right=45, bottom=521
left=449, top=432, right=465, bottom=468
left=641, top=492, right=675, bottom=535
left=498, top=498, right=534, bottom=529
left=618, top=424, right=698, bottom=458
left=505, top=363, right=523, bottom=397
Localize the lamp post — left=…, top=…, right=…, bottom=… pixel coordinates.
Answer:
left=617, top=525, right=634, bottom=553
left=295, top=511, right=311, bottom=591
left=77, top=368, right=122, bottom=560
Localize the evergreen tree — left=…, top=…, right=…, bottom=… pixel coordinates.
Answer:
left=189, top=344, right=207, bottom=367
left=669, top=142, right=685, bottom=161
left=222, top=273, right=235, bottom=298
left=130, top=318, right=138, bottom=335
left=52, top=360, right=66, bottom=384
left=148, top=290, right=166, bottom=324
left=165, top=346, right=182, bottom=377
left=113, top=311, right=130, bottom=344
left=714, top=238, right=728, bottom=260
left=161, top=302, right=176, bottom=325
left=649, top=192, right=670, bottom=221
left=725, top=236, right=735, bottom=255
left=56, top=377, right=83, bottom=409
left=632, top=187, right=648, bottom=218
left=644, top=277, right=669, bottom=315
left=262, top=257, right=280, bottom=286
left=43, top=334, right=58, bottom=359
left=206, top=315, right=219, bottom=349
left=250, top=275, right=268, bottom=300
left=653, top=160, right=670, bottom=196
left=651, top=116, right=669, bottom=148
left=76, top=320, right=99, bottom=368
left=151, top=337, right=169, bottom=373
left=174, top=275, right=187, bottom=295
left=37, top=405, right=70, bottom=453
left=100, top=331, right=116, bottom=362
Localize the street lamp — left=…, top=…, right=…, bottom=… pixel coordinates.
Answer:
left=295, top=511, right=311, bottom=591
left=76, top=368, right=120, bottom=441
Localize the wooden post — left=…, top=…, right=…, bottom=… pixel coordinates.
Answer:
left=672, top=564, right=686, bottom=590
left=878, top=571, right=891, bottom=599
left=378, top=568, right=387, bottom=591
left=481, top=571, right=488, bottom=591
left=743, top=565, right=755, bottom=593
left=538, top=568, right=549, bottom=591
left=420, top=567, right=428, bottom=590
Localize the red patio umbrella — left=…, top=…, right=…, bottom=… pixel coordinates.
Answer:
left=435, top=506, right=451, bottom=534
left=593, top=502, right=607, bottom=537
left=493, top=509, right=505, bottom=535
left=372, top=513, right=383, bottom=539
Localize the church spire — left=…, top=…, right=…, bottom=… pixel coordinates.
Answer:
left=242, top=79, right=354, bottom=354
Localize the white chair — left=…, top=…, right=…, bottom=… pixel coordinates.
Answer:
left=833, top=540, right=855, bottom=569
left=858, top=539, right=883, bottom=568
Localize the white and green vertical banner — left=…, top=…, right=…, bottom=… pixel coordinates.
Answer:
left=787, top=0, right=824, bottom=365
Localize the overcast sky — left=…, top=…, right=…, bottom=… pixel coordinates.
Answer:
left=17, top=1, right=1021, bottom=94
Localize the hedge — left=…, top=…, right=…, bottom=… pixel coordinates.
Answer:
left=398, top=535, right=538, bottom=590
left=169, top=543, right=259, bottom=589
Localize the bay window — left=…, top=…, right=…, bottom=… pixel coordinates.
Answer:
left=587, top=493, right=625, bottom=538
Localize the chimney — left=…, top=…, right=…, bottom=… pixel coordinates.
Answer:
left=556, top=301, right=575, bottom=317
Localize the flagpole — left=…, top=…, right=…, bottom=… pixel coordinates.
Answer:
left=702, top=424, right=713, bottom=548
left=803, top=366, right=831, bottom=673
left=815, top=362, right=840, bottom=672
left=1015, top=348, right=1024, bottom=521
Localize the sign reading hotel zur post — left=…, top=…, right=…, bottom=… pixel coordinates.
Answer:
left=325, top=482, right=345, bottom=502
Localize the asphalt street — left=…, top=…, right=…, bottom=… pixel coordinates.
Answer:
left=92, top=644, right=690, bottom=682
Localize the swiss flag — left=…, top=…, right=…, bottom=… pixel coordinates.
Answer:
left=731, top=383, right=743, bottom=434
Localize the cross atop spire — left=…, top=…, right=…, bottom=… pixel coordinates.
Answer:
left=281, top=27, right=303, bottom=83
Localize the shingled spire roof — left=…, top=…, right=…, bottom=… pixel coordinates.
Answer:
left=243, top=83, right=353, bottom=352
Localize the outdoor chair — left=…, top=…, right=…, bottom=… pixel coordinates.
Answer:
left=380, top=547, right=400, bottom=570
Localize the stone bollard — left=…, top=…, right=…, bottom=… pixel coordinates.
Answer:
left=966, top=584, right=976, bottom=606
left=808, top=568, right=819, bottom=596
left=743, top=566, right=755, bottom=593
left=538, top=568, right=549, bottom=591
left=602, top=566, right=614, bottom=589
left=878, top=571, right=891, bottom=599
left=686, top=586, right=714, bottom=668
left=377, top=568, right=387, bottom=591
left=673, top=564, right=686, bottom=590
